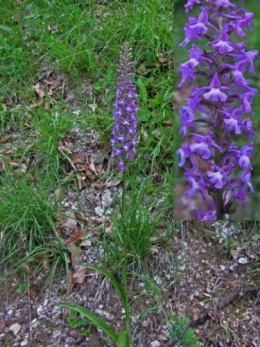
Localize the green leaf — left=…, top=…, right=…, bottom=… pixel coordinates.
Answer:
left=82, top=264, right=128, bottom=311
left=117, top=330, right=128, bottom=347
left=137, top=109, right=151, bottom=122
left=56, top=303, right=118, bottom=343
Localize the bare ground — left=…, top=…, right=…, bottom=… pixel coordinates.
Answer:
left=0, top=221, right=259, bottom=347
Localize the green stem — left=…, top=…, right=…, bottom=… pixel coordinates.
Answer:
left=121, top=174, right=131, bottom=346
left=215, top=189, right=223, bottom=220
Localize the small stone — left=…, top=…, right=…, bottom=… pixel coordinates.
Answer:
left=21, top=340, right=28, bottom=346
left=238, top=257, right=249, bottom=265
left=151, top=340, right=161, bottom=347
left=228, top=263, right=237, bottom=272
left=31, top=319, right=39, bottom=329
left=95, top=207, right=104, bottom=217
left=10, top=323, right=22, bottom=335
left=154, top=275, right=162, bottom=285
left=37, top=306, right=44, bottom=316
left=53, top=330, right=61, bottom=339
left=252, top=234, right=260, bottom=241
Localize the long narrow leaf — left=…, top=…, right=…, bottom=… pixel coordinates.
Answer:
left=117, top=330, right=128, bottom=347
left=57, top=302, right=118, bottom=343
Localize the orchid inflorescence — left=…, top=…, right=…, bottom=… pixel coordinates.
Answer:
left=111, top=41, right=138, bottom=172
left=177, top=0, right=258, bottom=220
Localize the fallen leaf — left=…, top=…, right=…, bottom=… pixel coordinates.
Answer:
left=66, top=229, right=86, bottom=245
left=75, top=212, right=87, bottom=223
left=72, top=266, right=87, bottom=284
left=76, top=174, right=86, bottom=190
left=29, top=284, right=40, bottom=300
left=80, top=239, right=92, bottom=248
left=34, top=82, right=46, bottom=99
left=67, top=244, right=82, bottom=268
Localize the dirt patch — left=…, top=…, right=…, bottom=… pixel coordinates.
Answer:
left=0, top=222, right=259, bottom=347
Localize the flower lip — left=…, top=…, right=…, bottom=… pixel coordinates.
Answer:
left=202, top=73, right=228, bottom=102
left=190, top=142, right=211, bottom=159
left=209, top=171, right=223, bottom=189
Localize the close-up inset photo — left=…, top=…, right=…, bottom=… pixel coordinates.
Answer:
left=174, top=0, right=260, bottom=220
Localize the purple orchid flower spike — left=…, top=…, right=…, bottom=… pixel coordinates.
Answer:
left=177, top=0, right=258, bottom=220
left=111, top=42, right=138, bottom=172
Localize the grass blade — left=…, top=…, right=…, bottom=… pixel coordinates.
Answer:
left=56, top=302, right=118, bottom=343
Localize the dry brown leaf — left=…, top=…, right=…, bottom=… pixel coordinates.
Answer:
left=42, top=78, right=59, bottom=87
left=157, top=54, right=168, bottom=65
left=43, top=100, right=50, bottom=110
left=37, top=252, right=52, bottom=271
left=42, top=259, right=51, bottom=271
left=59, top=145, right=72, bottom=156
left=0, top=136, right=12, bottom=143
left=67, top=244, right=82, bottom=268
left=66, top=229, right=86, bottom=245
left=75, top=212, right=88, bottom=223
left=80, top=239, right=92, bottom=248
left=72, top=266, right=87, bottom=285
left=162, top=120, right=173, bottom=126
left=88, top=156, right=97, bottom=174
left=137, top=63, right=148, bottom=76
left=34, top=82, right=46, bottom=99
left=192, top=307, right=203, bottom=321
left=76, top=174, right=86, bottom=190
left=29, top=284, right=40, bottom=300
left=71, top=152, right=86, bottom=165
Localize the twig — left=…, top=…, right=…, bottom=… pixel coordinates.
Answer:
left=188, top=285, right=260, bottom=328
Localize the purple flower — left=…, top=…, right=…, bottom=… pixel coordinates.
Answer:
left=111, top=42, right=138, bottom=172
left=202, top=74, right=228, bottom=102
left=210, top=31, right=234, bottom=54
left=179, top=106, right=195, bottom=136
left=181, top=7, right=209, bottom=47
left=177, top=0, right=257, bottom=220
left=185, top=170, right=207, bottom=199
left=221, top=107, right=243, bottom=135
left=195, top=208, right=216, bottom=221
